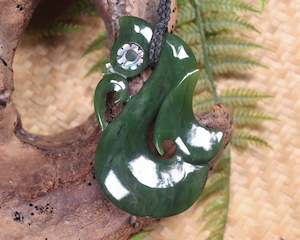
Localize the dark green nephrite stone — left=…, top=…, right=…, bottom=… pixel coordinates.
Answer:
left=94, top=16, right=224, bottom=218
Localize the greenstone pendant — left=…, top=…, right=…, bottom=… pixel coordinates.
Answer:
left=94, top=16, right=224, bottom=218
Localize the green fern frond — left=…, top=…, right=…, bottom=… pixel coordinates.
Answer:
left=233, top=108, right=274, bottom=126
left=221, top=88, right=272, bottom=106
left=31, top=22, right=83, bottom=37
left=82, top=33, right=107, bottom=57
left=191, top=44, right=263, bottom=65
left=177, top=0, right=185, bottom=5
left=29, top=0, right=97, bottom=38
left=177, top=18, right=259, bottom=44
left=176, top=22, right=199, bottom=41
left=179, top=32, right=200, bottom=46
left=63, top=0, right=97, bottom=19
left=207, top=233, right=224, bottom=240
left=177, top=0, right=259, bottom=27
left=207, top=36, right=263, bottom=54
left=185, top=35, right=263, bottom=54
left=210, top=55, right=266, bottom=74
left=204, top=212, right=227, bottom=231
left=192, top=0, right=220, bottom=102
left=195, top=76, right=210, bottom=93
left=259, top=0, right=267, bottom=11
left=176, top=2, right=195, bottom=26
left=130, top=232, right=150, bottom=240
left=197, top=152, right=231, bottom=240
left=85, top=58, right=108, bottom=77
left=194, top=88, right=271, bottom=111
left=202, top=196, right=227, bottom=217
left=232, top=130, right=271, bottom=148
left=203, top=15, right=259, bottom=33
left=199, top=0, right=259, bottom=14
left=214, top=154, right=231, bottom=172
left=193, top=91, right=215, bottom=112
left=81, top=27, right=108, bottom=77
left=198, top=173, right=228, bottom=201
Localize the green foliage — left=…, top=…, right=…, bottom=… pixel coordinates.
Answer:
left=63, top=0, right=97, bottom=18
left=259, top=0, right=267, bottom=11
left=28, top=0, right=96, bottom=37
left=130, top=232, right=150, bottom=240
left=27, top=0, right=108, bottom=76
left=176, top=2, right=264, bottom=80
left=197, top=152, right=231, bottom=240
left=189, top=35, right=264, bottom=55
left=231, top=130, right=271, bottom=148
left=200, top=0, right=259, bottom=13
left=28, top=22, right=83, bottom=37
left=233, top=108, right=274, bottom=126
left=194, top=88, right=271, bottom=111
left=85, top=58, right=109, bottom=77
left=63, top=1, right=109, bottom=76
left=209, top=55, right=266, bottom=74
left=177, top=0, right=271, bottom=152
left=82, top=33, right=107, bottom=57
left=177, top=1, right=260, bottom=27
left=82, top=32, right=109, bottom=77
left=188, top=54, right=266, bottom=75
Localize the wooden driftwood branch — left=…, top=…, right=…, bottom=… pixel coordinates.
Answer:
left=0, top=0, right=232, bottom=239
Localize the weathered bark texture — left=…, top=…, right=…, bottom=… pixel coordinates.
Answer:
left=0, top=0, right=232, bottom=239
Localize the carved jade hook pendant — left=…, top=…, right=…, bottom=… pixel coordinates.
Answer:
left=94, top=16, right=224, bottom=218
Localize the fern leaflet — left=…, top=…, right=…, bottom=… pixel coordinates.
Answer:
left=231, top=130, right=271, bottom=148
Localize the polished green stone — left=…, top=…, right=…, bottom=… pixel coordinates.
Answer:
left=94, top=16, right=224, bottom=218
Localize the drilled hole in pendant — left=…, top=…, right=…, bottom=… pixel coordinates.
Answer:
left=117, top=43, right=144, bottom=71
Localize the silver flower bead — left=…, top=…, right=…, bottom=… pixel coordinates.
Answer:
left=117, top=43, right=144, bottom=71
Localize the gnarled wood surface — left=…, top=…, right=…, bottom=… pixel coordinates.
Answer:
left=0, top=0, right=232, bottom=239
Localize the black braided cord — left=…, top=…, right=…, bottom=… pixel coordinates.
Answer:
left=149, top=0, right=172, bottom=66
